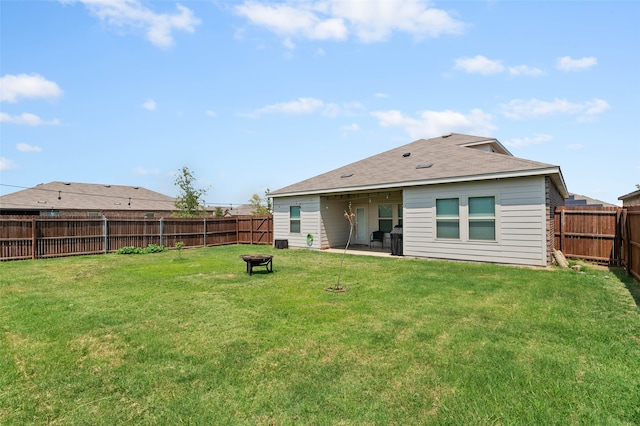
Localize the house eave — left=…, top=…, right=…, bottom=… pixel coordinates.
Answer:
left=270, top=167, right=568, bottom=199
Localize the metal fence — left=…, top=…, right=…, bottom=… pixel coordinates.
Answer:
left=0, top=215, right=273, bottom=261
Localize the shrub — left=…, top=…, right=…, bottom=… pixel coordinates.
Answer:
left=117, top=244, right=165, bottom=255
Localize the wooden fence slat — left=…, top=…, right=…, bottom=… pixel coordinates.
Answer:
left=1, top=215, right=273, bottom=261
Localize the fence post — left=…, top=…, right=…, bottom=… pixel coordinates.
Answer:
left=203, top=217, right=207, bottom=247
left=160, top=217, right=164, bottom=247
left=32, top=218, right=37, bottom=259
left=615, top=209, right=622, bottom=266
left=559, top=208, right=565, bottom=252
left=103, top=216, right=108, bottom=254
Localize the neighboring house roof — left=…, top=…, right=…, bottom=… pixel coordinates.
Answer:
left=566, top=193, right=618, bottom=207
left=618, top=188, right=640, bottom=203
left=0, top=181, right=177, bottom=211
left=269, top=133, right=568, bottom=198
left=226, top=204, right=255, bottom=216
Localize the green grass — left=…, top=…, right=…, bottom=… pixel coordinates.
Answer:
left=1, top=245, right=639, bottom=425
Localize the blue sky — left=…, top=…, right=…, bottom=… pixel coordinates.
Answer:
left=1, top=0, right=638, bottom=206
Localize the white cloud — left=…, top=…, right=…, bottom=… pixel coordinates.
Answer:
left=0, top=73, right=63, bottom=103
left=0, top=112, right=60, bottom=126
left=63, top=0, right=201, bottom=48
left=142, top=99, right=156, bottom=110
left=283, top=38, right=296, bottom=50
left=557, top=56, right=597, bottom=72
left=17, top=143, right=43, bottom=152
left=374, top=92, right=388, bottom=98
left=246, top=97, right=363, bottom=118
left=133, top=167, right=161, bottom=176
left=371, top=108, right=496, bottom=139
left=250, top=97, right=324, bottom=116
left=508, top=65, right=545, bottom=77
left=235, top=2, right=348, bottom=41
left=0, top=157, right=18, bottom=171
left=504, top=134, right=552, bottom=148
left=235, top=0, right=464, bottom=44
left=500, top=98, right=610, bottom=120
left=329, top=0, right=465, bottom=42
left=454, top=56, right=546, bottom=77
left=341, top=123, right=360, bottom=131
left=205, top=110, right=217, bottom=118
left=454, top=55, right=505, bottom=75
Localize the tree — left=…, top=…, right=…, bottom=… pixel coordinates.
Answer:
left=174, top=166, right=207, bottom=217
left=214, top=206, right=224, bottom=217
left=248, top=189, right=271, bottom=215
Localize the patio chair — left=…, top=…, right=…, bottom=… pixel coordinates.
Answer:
left=370, top=230, right=385, bottom=249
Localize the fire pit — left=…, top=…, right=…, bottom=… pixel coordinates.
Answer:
left=240, top=254, right=273, bottom=276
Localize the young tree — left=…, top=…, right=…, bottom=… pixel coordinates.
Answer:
left=174, top=166, right=207, bottom=217
left=248, top=189, right=271, bottom=215
left=214, top=206, right=224, bottom=217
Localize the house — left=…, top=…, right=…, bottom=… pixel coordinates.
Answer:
left=0, top=181, right=180, bottom=218
left=565, top=193, right=618, bottom=207
left=268, top=134, right=568, bottom=267
left=619, top=188, right=640, bottom=206
left=221, top=204, right=255, bottom=217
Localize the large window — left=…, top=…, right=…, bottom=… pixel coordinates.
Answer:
left=436, top=198, right=459, bottom=239
left=378, top=204, right=393, bottom=233
left=468, top=196, right=495, bottom=240
left=290, top=206, right=301, bottom=233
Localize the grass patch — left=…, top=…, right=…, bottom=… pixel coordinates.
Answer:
left=1, top=246, right=639, bottom=424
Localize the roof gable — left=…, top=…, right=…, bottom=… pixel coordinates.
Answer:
left=270, top=133, right=567, bottom=197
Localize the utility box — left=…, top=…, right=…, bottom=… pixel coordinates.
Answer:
left=274, top=239, right=288, bottom=249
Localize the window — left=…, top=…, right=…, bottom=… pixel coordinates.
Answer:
left=378, top=204, right=393, bottom=233
left=290, top=206, right=301, bottom=233
left=88, top=212, right=100, bottom=217
left=436, top=198, right=459, bottom=239
left=397, top=204, right=403, bottom=227
left=469, top=196, right=495, bottom=240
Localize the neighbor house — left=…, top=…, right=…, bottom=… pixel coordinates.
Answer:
left=618, top=188, right=640, bottom=206
left=269, top=134, right=568, bottom=267
left=0, top=181, right=179, bottom=218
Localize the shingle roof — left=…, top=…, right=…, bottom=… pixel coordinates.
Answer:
left=270, top=134, right=567, bottom=197
left=0, top=181, right=177, bottom=211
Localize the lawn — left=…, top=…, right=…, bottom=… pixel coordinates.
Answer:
left=1, top=245, right=639, bottom=425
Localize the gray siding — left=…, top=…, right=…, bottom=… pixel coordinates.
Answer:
left=320, top=198, right=352, bottom=249
left=272, top=195, right=321, bottom=249
left=404, top=177, right=548, bottom=266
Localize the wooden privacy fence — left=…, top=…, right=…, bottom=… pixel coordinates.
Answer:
left=554, top=205, right=640, bottom=280
left=0, top=215, right=273, bottom=261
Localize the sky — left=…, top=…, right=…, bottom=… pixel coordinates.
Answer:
left=1, top=0, right=639, bottom=207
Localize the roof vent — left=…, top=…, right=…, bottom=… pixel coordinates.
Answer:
left=341, top=173, right=354, bottom=178
left=442, top=133, right=452, bottom=138
left=104, top=185, right=111, bottom=188
left=402, top=152, right=411, bottom=157
left=416, top=163, right=433, bottom=169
